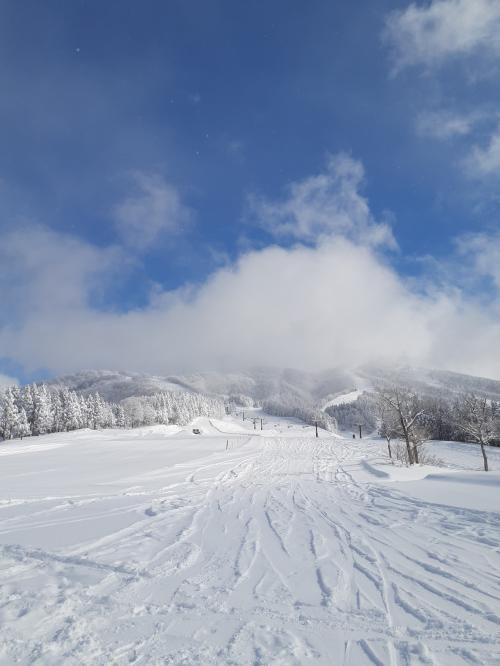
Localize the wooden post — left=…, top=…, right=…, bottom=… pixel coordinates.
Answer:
left=358, top=424, right=362, bottom=439
left=315, top=421, right=318, bottom=438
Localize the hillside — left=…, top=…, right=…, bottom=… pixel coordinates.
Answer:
left=47, top=365, right=500, bottom=406
left=46, top=369, right=193, bottom=401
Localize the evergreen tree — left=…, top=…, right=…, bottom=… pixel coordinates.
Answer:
left=79, top=395, right=90, bottom=428
left=15, top=408, right=31, bottom=439
left=50, top=391, right=63, bottom=432
left=32, top=385, right=53, bottom=435
left=114, top=404, right=126, bottom=428
left=0, top=387, right=21, bottom=440
left=89, top=392, right=107, bottom=429
left=60, top=388, right=82, bottom=431
left=21, top=385, right=36, bottom=431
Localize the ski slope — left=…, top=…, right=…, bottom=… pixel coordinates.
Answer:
left=321, top=389, right=364, bottom=411
left=1, top=416, right=500, bottom=665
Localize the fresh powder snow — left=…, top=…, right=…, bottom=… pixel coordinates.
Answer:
left=1, top=412, right=499, bottom=664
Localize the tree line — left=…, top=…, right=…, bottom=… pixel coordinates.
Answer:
left=0, top=384, right=225, bottom=441
left=375, top=386, right=499, bottom=471
left=2, top=380, right=498, bottom=471
left=262, top=397, right=337, bottom=431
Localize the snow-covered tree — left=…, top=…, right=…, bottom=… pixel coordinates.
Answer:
left=375, top=385, right=427, bottom=465
left=60, top=388, right=82, bottom=431
left=376, top=398, right=399, bottom=461
left=0, top=387, right=22, bottom=440
left=262, top=397, right=337, bottom=432
left=121, top=397, right=144, bottom=428
left=119, top=391, right=225, bottom=429
left=88, top=393, right=104, bottom=429
left=326, top=396, right=376, bottom=434
left=454, top=394, right=498, bottom=472
left=78, top=394, right=90, bottom=429
left=20, top=385, right=36, bottom=431
left=419, top=397, right=455, bottom=441
left=50, top=391, right=63, bottom=432
left=114, top=404, right=126, bottom=428
left=15, top=408, right=31, bottom=439
left=32, top=385, right=53, bottom=435
left=228, top=394, right=254, bottom=408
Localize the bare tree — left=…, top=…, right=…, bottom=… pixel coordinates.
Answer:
left=454, top=394, right=497, bottom=472
left=379, top=418, right=394, bottom=460
left=376, top=385, right=426, bottom=465
left=376, top=399, right=398, bottom=461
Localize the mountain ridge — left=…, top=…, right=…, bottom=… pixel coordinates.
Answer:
left=45, top=365, right=500, bottom=405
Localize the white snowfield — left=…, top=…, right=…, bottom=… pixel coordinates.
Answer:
left=321, top=389, right=364, bottom=411
left=1, top=415, right=500, bottom=665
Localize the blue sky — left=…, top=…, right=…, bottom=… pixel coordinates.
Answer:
left=1, top=0, right=500, bottom=383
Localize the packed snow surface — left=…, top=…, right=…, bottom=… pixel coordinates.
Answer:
left=1, top=414, right=500, bottom=665
left=322, top=389, right=364, bottom=411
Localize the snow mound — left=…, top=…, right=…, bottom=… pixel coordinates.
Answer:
left=424, top=471, right=500, bottom=486
left=360, top=459, right=390, bottom=478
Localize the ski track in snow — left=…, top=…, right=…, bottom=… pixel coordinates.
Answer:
left=1, top=430, right=500, bottom=665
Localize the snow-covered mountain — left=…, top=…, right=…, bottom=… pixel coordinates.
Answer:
left=46, top=367, right=358, bottom=403
left=46, top=370, right=193, bottom=401
left=47, top=365, right=500, bottom=405
left=358, top=364, right=500, bottom=401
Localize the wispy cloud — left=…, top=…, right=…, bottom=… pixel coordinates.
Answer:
left=385, top=0, right=500, bottom=188
left=247, top=153, right=396, bottom=248
left=384, top=0, right=500, bottom=72
left=0, top=224, right=124, bottom=325
left=113, top=173, right=192, bottom=251
left=456, top=230, right=500, bottom=291
left=0, top=374, right=18, bottom=388
left=415, top=110, right=475, bottom=139
left=463, top=125, right=500, bottom=178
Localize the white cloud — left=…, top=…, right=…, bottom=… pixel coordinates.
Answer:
left=463, top=125, right=500, bottom=177
left=1, top=158, right=500, bottom=380
left=248, top=153, right=396, bottom=248
left=1, top=224, right=500, bottom=379
left=113, top=173, right=192, bottom=250
left=0, top=237, right=435, bottom=374
left=0, top=374, right=18, bottom=388
left=386, top=3, right=500, bottom=186
left=384, top=0, right=500, bottom=71
left=0, top=224, right=124, bottom=325
left=456, top=230, right=500, bottom=290
left=416, top=110, right=474, bottom=139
